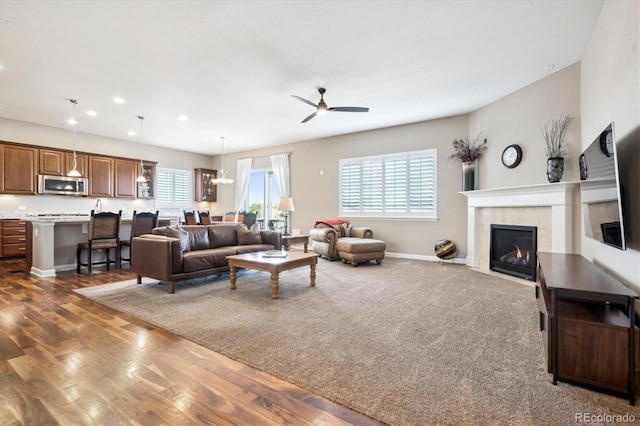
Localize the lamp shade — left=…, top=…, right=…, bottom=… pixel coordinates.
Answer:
left=278, top=197, right=295, bottom=212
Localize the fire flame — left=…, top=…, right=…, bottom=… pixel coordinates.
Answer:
left=515, top=244, right=530, bottom=264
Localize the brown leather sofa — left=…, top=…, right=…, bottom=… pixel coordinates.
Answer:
left=131, top=224, right=281, bottom=293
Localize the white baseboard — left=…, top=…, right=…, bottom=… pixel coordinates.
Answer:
left=385, top=252, right=466, bottom=264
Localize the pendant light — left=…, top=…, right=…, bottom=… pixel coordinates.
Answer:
left=211, top=136, right=234, bottom=184
left=136, top=115, right=147, bottom=182
left=66, top=99, right=82, bottom=177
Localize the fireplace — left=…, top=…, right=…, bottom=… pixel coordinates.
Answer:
left=490, top=224, right=537, bottom=281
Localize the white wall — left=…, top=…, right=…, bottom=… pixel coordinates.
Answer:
left=580, top=0, right=640, bottom=290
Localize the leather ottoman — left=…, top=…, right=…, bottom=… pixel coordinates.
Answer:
left=336, top=237, right=386, bottom=266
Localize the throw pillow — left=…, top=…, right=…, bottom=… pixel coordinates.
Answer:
left=237, top=224, right=262, bottom=245
left=165, top=225, right=191, bottom=252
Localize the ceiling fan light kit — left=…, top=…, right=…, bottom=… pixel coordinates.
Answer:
left=292, top=88, right=369, bottom=123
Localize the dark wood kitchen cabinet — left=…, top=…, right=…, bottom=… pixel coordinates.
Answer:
left=137, top=161, right=156, bottom=199
left=195, top=168, right=217, bottom=202
left=0, top=219, right=27, bottom=258
left=0, top=143, right=38, bottom=195
left=39, top=149, right=65, bottom=176
left=114, top=158, right=138, bottom=198
left=65, top=152, right=88, bottom=177
left=88, top=155, right=114, bottom=197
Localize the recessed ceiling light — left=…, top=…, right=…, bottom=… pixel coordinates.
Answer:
left=128, top=130, right=136, bottom=137
left=67, top=118, right=77, bottom=125
left=86, top=110, right=97, bottom=117
left=178, top=115, right=188, bottom=121
left=113, top=97, right=125, bottom=104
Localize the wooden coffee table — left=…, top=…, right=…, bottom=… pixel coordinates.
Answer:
left=227, top=251, right=319, bottom=299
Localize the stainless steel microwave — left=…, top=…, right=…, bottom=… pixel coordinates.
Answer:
left=38, top=175, right=88, bottom=196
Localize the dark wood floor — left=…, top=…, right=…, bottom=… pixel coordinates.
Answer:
left=0, top=258, right=383, bottom=425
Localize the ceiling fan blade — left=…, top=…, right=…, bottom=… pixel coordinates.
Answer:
left=291, top=95, right=318, bottom=109
left=329, top=106, right=369, bottom=113
left=301, top=111, right=318, bottom=123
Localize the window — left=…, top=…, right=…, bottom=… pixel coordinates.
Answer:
left=155, top=167, right=192, bottom=209
left=339, top=149, right=437, bottom=219
left=248, top=170, right=282, bottom=226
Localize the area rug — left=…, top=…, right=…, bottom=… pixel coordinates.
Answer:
left=76, top=258, right=639, bottom=425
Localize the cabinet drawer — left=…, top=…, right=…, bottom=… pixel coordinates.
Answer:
left=3, top=243, right=26, bottom=256
left=2, top=220, right=27, bottom=228
left=3, top=227, right=27, bottom=236
left=2, top=235, right=27, bottom=244
left=3, top=235, right=27, bottom=244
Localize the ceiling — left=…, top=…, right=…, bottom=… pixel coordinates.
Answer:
left=0, top=0, right=603, bottom=156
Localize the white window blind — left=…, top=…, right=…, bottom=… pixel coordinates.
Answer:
left=339, top=149, right=437, bottom=219
left=156, top=167, right=192, bottom=209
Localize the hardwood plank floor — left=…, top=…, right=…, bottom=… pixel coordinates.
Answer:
left=0, top=259, right=384, bottom=425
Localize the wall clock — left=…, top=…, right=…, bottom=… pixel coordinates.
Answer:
left=599, top=129, right=614, bottom=157
left=501, top=144, right=522, bottom=168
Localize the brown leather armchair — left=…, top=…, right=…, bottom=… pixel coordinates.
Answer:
left=309, top=219, right=373, bottom=260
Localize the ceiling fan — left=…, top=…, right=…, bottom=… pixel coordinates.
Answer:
left=291, top=88, right=369, bottom=123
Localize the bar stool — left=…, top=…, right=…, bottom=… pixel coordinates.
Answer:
left=120, top=210, right=159, bottom=264
left=77, top=210, right=122, bottom=273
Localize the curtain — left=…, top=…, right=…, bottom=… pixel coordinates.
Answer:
left=234, top=158, right=253, bottom=221
left=270, top=153, right=290, bottom=197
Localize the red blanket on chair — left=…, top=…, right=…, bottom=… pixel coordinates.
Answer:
left=315, top=218, right=351, bottom=237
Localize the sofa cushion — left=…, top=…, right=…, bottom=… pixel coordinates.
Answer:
left=164, top=226, right=191, bottom=252
left=183, top=225, right=211, bottom=250
left=232, top=243, right=276, bottom=254
left=237, top=224, right=262, bottom=245
left=182, top=248, right=235, bottom=273
left=208, top=224, right=239, bottom=248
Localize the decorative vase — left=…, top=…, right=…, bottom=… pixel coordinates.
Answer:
left=546, top=157, right=564, bottom=183
left=462, top=160, right=478, bottom=191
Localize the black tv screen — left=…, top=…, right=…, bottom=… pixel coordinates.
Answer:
left=579, top=122, right=626, bottom=250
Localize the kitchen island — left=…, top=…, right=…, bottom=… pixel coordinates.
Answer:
left=26, top=215, right=178, bottom=277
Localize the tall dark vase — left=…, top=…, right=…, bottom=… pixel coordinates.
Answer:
left=547, top=157, right=564, bottom=183
left=462, top=160, right=478, bottom=191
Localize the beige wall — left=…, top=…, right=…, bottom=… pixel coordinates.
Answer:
left=580, top=0, right=640, bottom=289
left=214, top=115, right=471, bottom=259
left=469, top=63, right=582, bottom=188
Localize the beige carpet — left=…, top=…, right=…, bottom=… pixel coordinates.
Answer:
left=76, top=258, right=640, bottom=425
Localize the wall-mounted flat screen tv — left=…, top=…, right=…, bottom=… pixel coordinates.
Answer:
left=579, top=122, right=626, bottom=250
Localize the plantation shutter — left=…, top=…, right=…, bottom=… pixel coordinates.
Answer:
left=339, top=149, right=437, bottom=219
left=156, top=167, right=192, bottom=208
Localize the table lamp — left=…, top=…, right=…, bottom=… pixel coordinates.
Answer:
left=278, top=197, right=295, bottom=235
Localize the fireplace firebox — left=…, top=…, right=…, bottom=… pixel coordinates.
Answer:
left=490, top=224, right=537, bottom=281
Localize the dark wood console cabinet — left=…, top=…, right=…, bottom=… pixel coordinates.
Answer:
left=536, top=252, right=639, bottom=404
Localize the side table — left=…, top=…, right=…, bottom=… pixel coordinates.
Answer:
left=282, top=235, right=309, bottom=253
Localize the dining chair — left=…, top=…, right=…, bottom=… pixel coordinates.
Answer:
left=198, top=210, right=212, bottom=225
left=120, top=210, right=159, bottom=264
left=183, top=210, right=198, bottom=225
left=77, top=210, right=122, bottom=273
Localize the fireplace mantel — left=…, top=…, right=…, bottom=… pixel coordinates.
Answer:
left=461, top=182, right=579, bottom=268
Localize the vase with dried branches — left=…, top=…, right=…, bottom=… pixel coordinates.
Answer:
left=448, top=133, right=487, bottom=191
left=541, top=115, right=572, bottom=183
